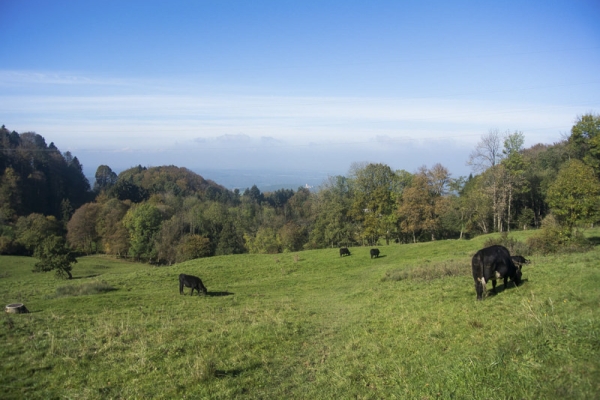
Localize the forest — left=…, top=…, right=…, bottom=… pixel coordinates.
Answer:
left=0, top=113, right=599, bottom=268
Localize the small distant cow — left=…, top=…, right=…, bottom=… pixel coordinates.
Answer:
left=339, top=247, right=351, bottom=257
left=511, top=255, right=530, bottom=270
left=179, top=274, right=207, bottom=296
left=471, top=245, right=522, bottom=301
left=370, top=248, right=380, bottom=258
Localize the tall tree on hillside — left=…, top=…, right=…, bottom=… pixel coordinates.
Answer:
left=468, top=129, right=507, bottom=232
left=63, top=153, right=91, bottom=208
left=397, top=172, right=432, bottom=243
left=94, top=165, right=118, bottom=193
left=348, top=163, right=398, bottom=245
left=122, top=203, right=163, bottom=262
left=96, top=197, right=130, bottom=257
left=468, top=129, right=503, bottom=171
left=15, top=214, right=63, bottom=255
left=521, top=142, right=568, bottom=227
left=450, top=174, right=493, bottom=235
left=568, top=113, right=600, bottom=174
left=309, top=175, right=354, bottom=248
left=425, top=164, right=452, bottom=240
left=215, top=221, right=246, bottom=255
left=67, top=202, right=100, bottom=254
left=0, top=167, right=21, bottom=222
left=547, top=159, right=600, bottom=231
left=501, top=131, right=529, bottom=231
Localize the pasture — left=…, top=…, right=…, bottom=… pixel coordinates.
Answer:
left=1, top=231, right=599, bottom=399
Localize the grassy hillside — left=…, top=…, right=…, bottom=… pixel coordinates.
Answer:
left=1, top=231, right=599, bottom=399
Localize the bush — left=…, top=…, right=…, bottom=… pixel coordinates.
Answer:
left=484, top=232, right=531, bottom=256
left=526, top=215, right=591, bottom=255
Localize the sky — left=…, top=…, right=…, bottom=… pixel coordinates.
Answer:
left=1, top=0, right=599, bottom=185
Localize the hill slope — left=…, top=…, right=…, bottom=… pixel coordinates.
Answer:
left=1, top=232, right=599, bottom=398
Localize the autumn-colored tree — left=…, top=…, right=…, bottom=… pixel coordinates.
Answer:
left=67, top=202, right=100, bottom=254
left=397, top=173, right=432, bottom=243
left=96, top=198, right=130, bottom=257
left=177, top=234, right=211, bottom=261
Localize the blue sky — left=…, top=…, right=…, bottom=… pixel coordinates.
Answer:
left=1, top=0, right=599, bottom=181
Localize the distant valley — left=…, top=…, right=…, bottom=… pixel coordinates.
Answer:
left=87, top=168, right=336, bottom=192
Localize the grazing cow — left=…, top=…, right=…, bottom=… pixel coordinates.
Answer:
left=179, top=274, right=208, bottom=296
left=471, top=245, right=522, bottom=300
left=511, top=255, right=530, bottom=270
left=370, top=248, right=380, bottom=258
left=339, top=247, right=351, bottom=257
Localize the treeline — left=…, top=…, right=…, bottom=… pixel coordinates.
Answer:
left=1, top=113, right=599, bottom=265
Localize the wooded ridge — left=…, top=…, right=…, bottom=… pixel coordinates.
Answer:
left=1, top=113, right=599, bottom=266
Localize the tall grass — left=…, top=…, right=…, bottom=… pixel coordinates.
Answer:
left=49, top=281, right=116, bottom=298
left=1, top=230, right=599, bottom=398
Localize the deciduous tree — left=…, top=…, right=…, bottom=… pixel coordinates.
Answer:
left=67, top=202, right=100, bottom=254
left=33, top=235, right=77, bottom=279
left=547, top=159, right=600, bottom=230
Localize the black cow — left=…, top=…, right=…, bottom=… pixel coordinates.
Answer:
left=339, top=247, right=351, bottom=257
left=471, top=245, right=522, bottom=300
left=511, top=255, right=530, bottom=270
left=179, top=274, right=208, bottom=296
left=370, top=248, right=380, bottom=258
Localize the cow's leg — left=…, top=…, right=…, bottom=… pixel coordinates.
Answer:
left=491, top=279, right=497, bottom=293
left=475, top=277, right=485, bottom=300
left=180, top=282, right=184, bottom=295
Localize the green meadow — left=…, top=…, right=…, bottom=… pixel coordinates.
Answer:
left=1, top=231, right=599, bottom=399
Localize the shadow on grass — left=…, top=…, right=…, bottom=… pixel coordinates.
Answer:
left=72, top=274, right=101, bottom=280
left=215, top=362, right=261, bottom=378
left=372, top=255, right=387, bottom=259
left=207, top=291, right=234, bottom=297
left=587, top=235, right=600, bottom=246
left=486, top=278, right=528, bottom=297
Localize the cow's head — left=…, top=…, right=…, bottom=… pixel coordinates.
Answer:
left=512, top=269, right=523, bottom=286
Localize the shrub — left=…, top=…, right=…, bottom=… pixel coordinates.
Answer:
left=526, top=215, right=591, bottom=255
left=484, top=232, right=531, bottom=256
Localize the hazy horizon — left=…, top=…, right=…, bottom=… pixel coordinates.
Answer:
left=2, top=1, right=598, bottom=178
